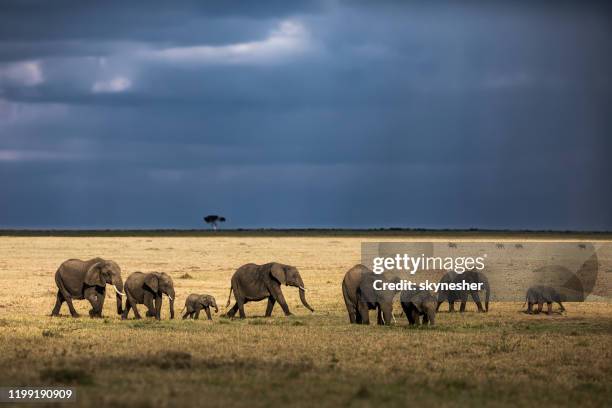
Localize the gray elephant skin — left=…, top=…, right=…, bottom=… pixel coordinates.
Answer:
left=342, top=264, right=398, bottom=325
left=182, top=293, right=218, bottom=320
left=122, top=272, right=175, bottom=320
left=51, top=258, right=125, bottom=318
left=436, top=269, right=490, bottom=313
left=524, top=285, right=565, bottom=314
left=225, top=262, right=314, bottom=318
left=401, top=289, right=436, bottom=326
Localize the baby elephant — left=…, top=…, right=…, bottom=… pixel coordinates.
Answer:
left=182, top=294, right=218, bottom=320
left=525, top=285, right=565, bottom=315
left=400, top=289, right=437, bottom=326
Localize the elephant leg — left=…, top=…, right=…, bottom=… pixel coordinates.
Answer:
left=51, top=290, right=64, bottom=316
left=376, top=307, right=383, bottom=325
left=128, top=296, right=142, bottom=319
left=355, top=307, right=362, bottom=324
left=427, top=310, right=435, bottom=326
left=448, top=301, right=455, bottom=313
left=64, top=295, right=79, bottom=318
left=436, top=300, right=443, bottom=312
left=144, top=292, right=156, bottom=317
left=204, top=306, right=212, bottom=320
left=343, top=284, right=357, bottom=323
left=85, top=288, right=102, bottom=318
left=226, top=303, right=239, bottom=318
left=401, top=302, right=411, bottom=323
left=265, top=296, right=276, bottom=317
left=122, top=298, right=132, bottom=319
left=357, top=302, right=370, bottom=325
left=471, top=291, right=484, bottom=312
left=182, top=307, right=191, bottom=319
left=459, top=298, right=467, bottom=312
left=236, top=297, right=247, bottom=319
left=536, top=302, right=543, bottom=314
left=410, top=309, right=420, bottom=325
left=422, top=312, right=429, bottom=325
left=271, top=287, right=291, bottom=316
left=154, top=295, right=162, bottom=320
left=527, top=302, right=533, bottom=314
left=194, top=309, right=200, bottom=319
left=404, top=305, right=416, bottom=325
left=558, top=302, right=565, bottom=312
left=546, top=302, right=552, bottom=315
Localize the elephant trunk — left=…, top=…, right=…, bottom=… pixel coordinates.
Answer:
left=381, top=304, right=393, bottom=326
left=112, top=277, right=124, bottom=315
left=212, top=300, right=219, bottom=313
left=296, top=276, right=314, bottom=312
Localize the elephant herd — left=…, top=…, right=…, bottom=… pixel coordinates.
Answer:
left=50, top=258, right=565, bottom=325
left=50, top=258, right=313, bottom=320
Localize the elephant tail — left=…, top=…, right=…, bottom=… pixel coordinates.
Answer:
left=225, top=286, right=233, bottom=308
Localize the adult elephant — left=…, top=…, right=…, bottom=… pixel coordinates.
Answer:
left=122, top=272, right=175, bottom=320
left=225, top=262, right=314, bottom=318
left=436, top=269, right=490, bottom=313
left=342, top=264, right=399, bottom=325
left=51, top=258, right=125, bottom=318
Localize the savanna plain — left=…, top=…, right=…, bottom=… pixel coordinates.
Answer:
left=0, top=234, right=611, bottom=408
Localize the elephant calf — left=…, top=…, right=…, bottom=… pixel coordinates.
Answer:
left=524, top=285, right=565, bottom=315
left=182, top=294, right=218, bottom=320
left=400, top=289, right=436, bottom=326
left=122, top=272, right=175, bottom=320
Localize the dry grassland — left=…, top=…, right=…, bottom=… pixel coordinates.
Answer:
left=0, top=235, right=611, bottom=407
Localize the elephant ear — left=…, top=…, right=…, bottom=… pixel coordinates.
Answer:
left=85, top=262, right=105, bottom=288
left=359, top=274, right=376, bottom=303
left=270, top=263, right=286, bottom=285
left=200, top=296, right=210, bottom=307
left=144, top=274, right=159, bottom=293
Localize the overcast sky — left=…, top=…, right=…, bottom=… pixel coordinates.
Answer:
left=0, top=1, right=610, bottom=230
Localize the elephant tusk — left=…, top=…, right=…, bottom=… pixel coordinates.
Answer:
left=112, top=285, right=126, bottom=297
left=298, top=286, right=307, bottom=292
left=167, top=295, right=173, bottom=301
left=392, top=314, right=397, bottom=324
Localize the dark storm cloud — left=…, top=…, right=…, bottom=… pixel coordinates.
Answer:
left=0, top=1, right=611, bottom=229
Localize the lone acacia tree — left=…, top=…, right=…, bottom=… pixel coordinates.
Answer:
left=203, top=215, right=226, bottom=230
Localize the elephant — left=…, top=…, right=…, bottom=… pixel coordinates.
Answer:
left=342, top=264, right=399, bottom=325
left=224, top=262, right=314, bottom=318
left=51, top=258, right=125, bottom=318
left=122, top=272, right=175, bottom=320
left=400, top=289, right=436, bottom=326
left=524, top=285, right=565, bottom=315
left=436, top=269, right=490, bottom=313
left=181, top=293, right=218, bottom=320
